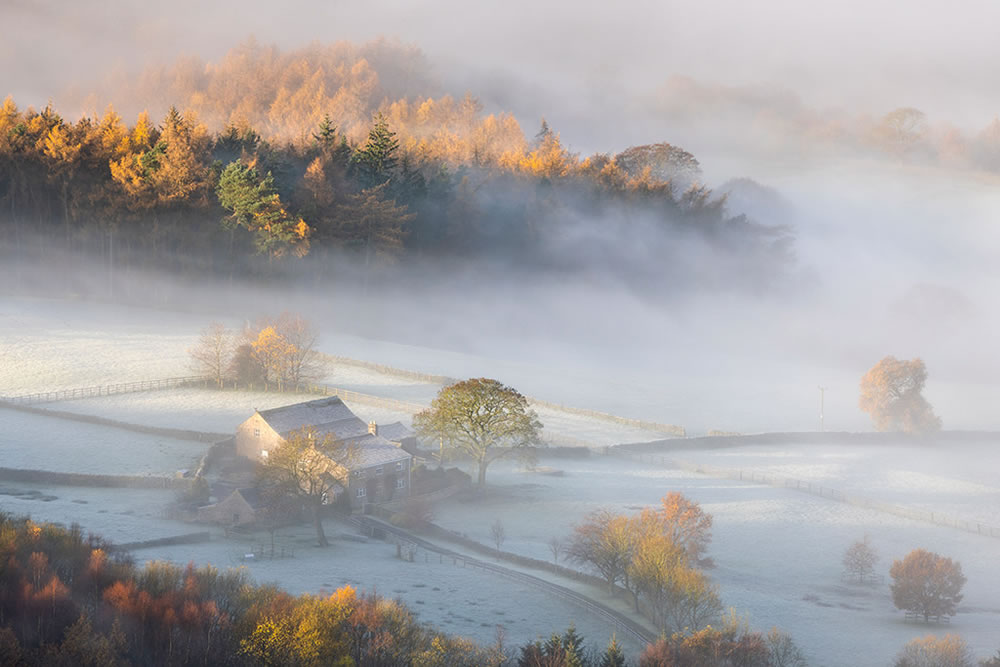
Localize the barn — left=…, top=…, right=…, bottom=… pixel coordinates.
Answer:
left=235, top=397, right=413, bottom=509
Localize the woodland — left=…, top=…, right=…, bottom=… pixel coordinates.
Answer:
left=0, top=40, right=793, bottom=294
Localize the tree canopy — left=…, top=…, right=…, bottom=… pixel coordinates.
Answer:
left=859, top=356, right=941, bottom=434
left=413, top=378, right=543, bottom=486
left=889, top=549, right=966, bottom=622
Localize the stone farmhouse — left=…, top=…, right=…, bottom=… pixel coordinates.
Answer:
left=235, top=397, right=414, bottom=509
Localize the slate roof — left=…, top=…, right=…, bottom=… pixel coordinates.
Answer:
left=258, top=397, right=358, bottom=436
left=377, top=421, right=415, bottom=443
left=335, top=433, right=412, bottom=467
left=313, top=416, right=370, bottom=440
left=256, top=398, right=411, bottom=470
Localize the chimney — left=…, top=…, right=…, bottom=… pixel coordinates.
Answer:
left=368, top=421, right=377, bottom=435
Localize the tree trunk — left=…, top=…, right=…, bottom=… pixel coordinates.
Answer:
left=477, top=458, right=488, bottom=486
left=313, top=502, right=329, bottom=547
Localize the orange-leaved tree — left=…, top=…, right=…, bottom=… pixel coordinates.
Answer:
left=859, top=356, right=941, bottom=433
left=889, top=549, right=965, bottom=621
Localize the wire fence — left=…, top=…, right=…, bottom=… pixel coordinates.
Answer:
left=618, top=452, right=1000, bottom=540
left=2, top=376, right=206, bottom=404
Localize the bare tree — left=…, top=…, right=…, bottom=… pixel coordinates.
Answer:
left=189, top=322, right=233, bottom=387
left=547, top=536, right=563, bottom=564
left=843, top=535, right=879, bottom=583
left=275, top=312, right=326, bottom=387
left=490, top=518, right=506, bottom=554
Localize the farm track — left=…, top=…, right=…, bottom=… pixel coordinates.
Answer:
left=352, top=515, right=657, bottom=647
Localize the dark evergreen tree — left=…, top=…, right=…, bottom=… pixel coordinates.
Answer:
left=352, top=112, right=399, bottom=186
left=599, top=636, right=626, bottom=667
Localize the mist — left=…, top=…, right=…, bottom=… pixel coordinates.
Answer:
left=3, top=3, right=1000, bottom=664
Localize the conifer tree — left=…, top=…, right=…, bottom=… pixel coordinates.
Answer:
left=353, top=112, right=399, bottom=186
left=600, top=635, right=626, bottom=667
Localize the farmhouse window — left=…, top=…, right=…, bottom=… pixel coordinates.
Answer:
left=396, top=477, right=406, bottom=489
left=375, top=466, right=384, bottom=475
left=396, top=461, right=403, bottom=471
left=357, top=487, right=366, bottom=498
left=254, top=428, right=260, bottom=437
left=233, top=513, right=240, bottom=523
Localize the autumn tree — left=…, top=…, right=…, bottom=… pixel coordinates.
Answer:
left=890, top=549, right=966, bottom=621
left=629, top=526, right=721, bottom=634
left=859, top=356, right=941, bottom=434
left=893, top=634, right=973, bottom=667
left=188, top=322, right=233, bottom=387
left=413, top=378, right=543, bottom=486
left=614, top=142, right=702, bottom=190
left=257, top=426, right=357, bottom=547
left=843, top=535, right=879, bottom=583
left=878, top=107, right=928, bottom=155
left=232, top=314, right=324, bottom=389
left=656, top=492, right=713, bottom=565
left=250, top=326, right=296, bottom=387
left=565, top=509, right=635, bottom=595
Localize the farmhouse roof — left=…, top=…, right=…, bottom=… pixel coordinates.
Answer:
left=313, top=416, right=370, bottom=440
left=377, top=421, right=415, bottom=442
left=339, top=433, right=412, bottom=467
left=258, top=397, right=358, bottom=436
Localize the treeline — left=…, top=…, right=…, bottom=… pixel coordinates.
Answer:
left=0, top=511, right=808, bottom=666
left=0, top=41, right=791, bottom=293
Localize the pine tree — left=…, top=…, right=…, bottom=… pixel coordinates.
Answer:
left=352, top=112, right=399, bottom=186
left=313, top=114, right=338, bottom=150
left=562, top=625, right=586, bottom=667
left=599, top=635, right=626, bottom=667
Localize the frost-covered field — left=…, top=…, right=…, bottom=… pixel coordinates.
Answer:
left=0, top=296, right=668, bottom=446
left=432, top=457, right=1000, bottom=667
left=0, top=407, right=206, bottom=475
left=0, top=481, right=641, bottom=656
left=5, top=295, right=1000, bottom=663
left=672, top=439, right=1000, bottom=528
left=49, top=388, right=418, bottom=435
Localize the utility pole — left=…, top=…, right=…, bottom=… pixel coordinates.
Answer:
left=818, top=386, right=827, bottom=432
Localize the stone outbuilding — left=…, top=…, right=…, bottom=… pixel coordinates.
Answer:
left=196, top=488, right=263, bottom=526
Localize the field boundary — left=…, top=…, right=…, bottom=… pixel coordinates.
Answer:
left=324, top=356, right=686, bottom=437
left=1, top=376, right=205, bottom=404
left=0, top=467, right=188, bottom=489
left=0, top=402, right=227, bottom=443
left=113, top=531, right=212, bottom=552
left=1, top=373, right=678, bottom=448
left=612, top=450, right=1000, bottom=540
